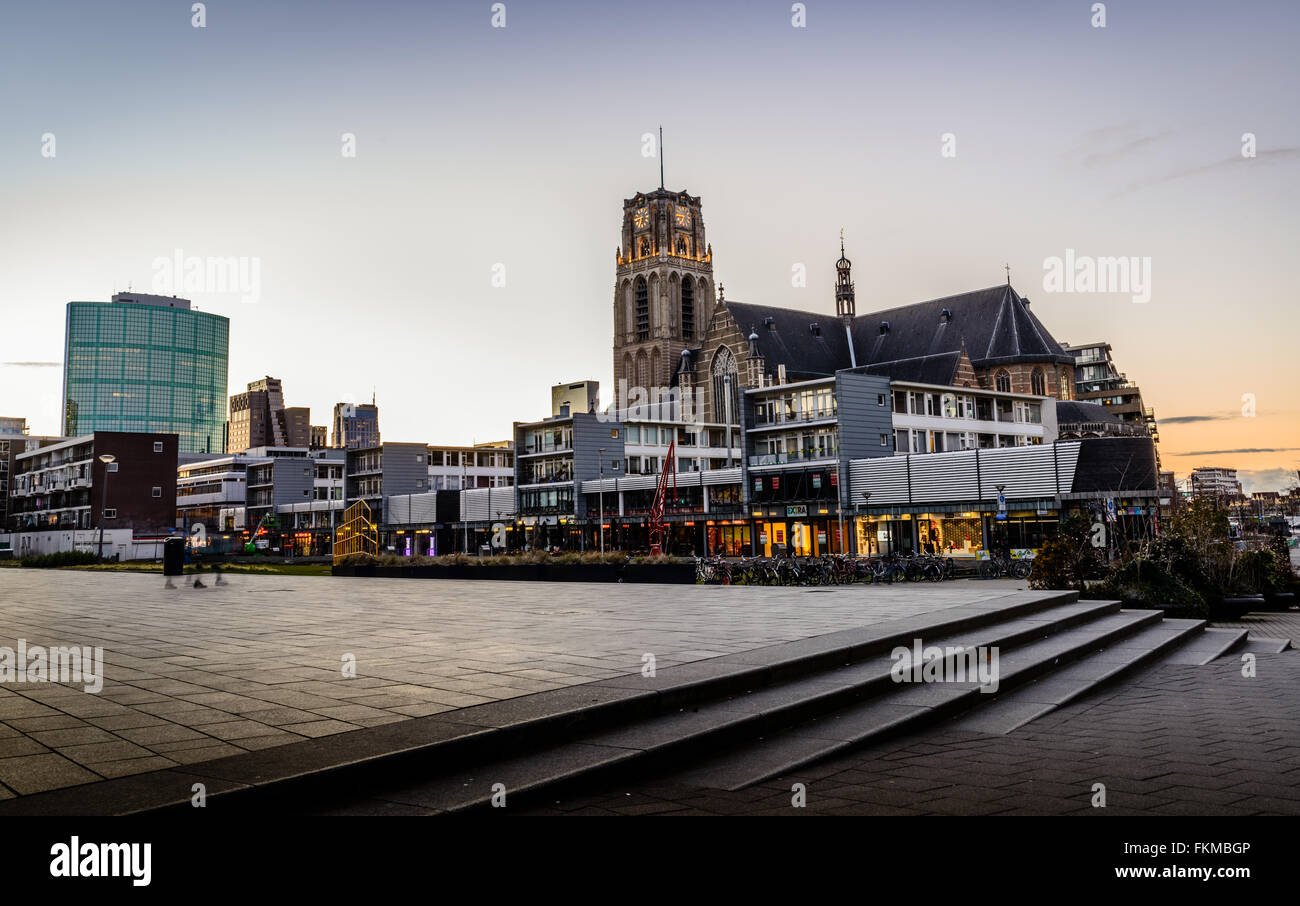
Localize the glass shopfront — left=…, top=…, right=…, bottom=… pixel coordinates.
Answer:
left=853, top=515, right=911, bottom=556
left=916, top=514, right=984, bottom=558
left=755, top=516, right=843, bottom=557
left=707, top=521, right=750, bottom=556
left=985, top=512, right=1059, bottom=553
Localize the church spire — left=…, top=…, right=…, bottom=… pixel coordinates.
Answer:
left=658, top=126, right=664, bottom=190
left=835, top=230, right=855, bottom=323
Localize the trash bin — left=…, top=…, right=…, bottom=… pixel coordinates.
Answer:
left=479, top=544, right=492, bottom=557
left=163, top=537, right=185, bottom=577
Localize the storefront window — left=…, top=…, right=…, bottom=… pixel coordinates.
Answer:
left=917, top=516, right=983, bottom=556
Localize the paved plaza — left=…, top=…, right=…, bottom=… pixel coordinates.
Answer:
left=0, top=569, right=1032, bottom=799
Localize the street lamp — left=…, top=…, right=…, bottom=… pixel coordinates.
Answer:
left=859, top=491, right=871, bottom=556
left=597, top=447, right=606, bottom=553
left=994, top=483, right=1007, bottom=557
left=97, top=453, right=116, bottom=560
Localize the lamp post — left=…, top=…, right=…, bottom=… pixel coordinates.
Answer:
left=994, top=483, right=1007, bottom=558
left=597, top=447, right=606, bottom=553
left=835, top=462, right=846, bottom=555
left=97, top=453, right=116, bottom=560
left=860, top=490, right=871, bottom=555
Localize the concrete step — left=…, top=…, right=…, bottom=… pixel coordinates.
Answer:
left=304, top=595, right=1125, bottom=813
left=1239, top=637, right=1293, bottom=655
left=1156, top=627, right=1248, bottom=665
left=659, top=609, right=1170, bottom=791
left=945, top=618, right=1207, bottom=735
left=348, top=603, right=1160, bottom=808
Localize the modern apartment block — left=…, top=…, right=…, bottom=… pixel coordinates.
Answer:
left=427, top=441, right=514, bottom=490
left=1190, top=467, right=1243, bottom=501
left=344, top=442, right=427, bottom=524
left=277, top=450, right=346, bottom=554
left=7, top=431, right=177, bottom=533
left=1063, top=342, right=1159, bottom=446
left=0, top=417, right=27, bottom=435
left=245, top=448, right=346, bottom=553
left=743, top=372, right=894, bottom=556
left=0, top=431, right=63, bottom=529
left=176, top=451, right=268, bottom=534
left=62, top=293, right=229, bottom=454
left=514, top=412, right=624, bottom=549
left=227, top=376, right=310, bottom=452
left=332, top=401, right=381, bottom=449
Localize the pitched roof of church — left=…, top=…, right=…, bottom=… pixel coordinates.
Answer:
left=722, top=301, right=850, bottom=380
left=852, top=284, right=1073, bottom=370
left=717, top=283, right=1072, bottom=383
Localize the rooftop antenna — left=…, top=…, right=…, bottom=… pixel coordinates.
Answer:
left=659, top=125, right=664, bottom=190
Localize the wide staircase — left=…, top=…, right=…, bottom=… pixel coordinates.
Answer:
left=229, top=589, right=1287, bottom=814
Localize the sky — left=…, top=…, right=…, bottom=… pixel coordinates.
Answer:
left=1, top=0, right=1297, bottom=492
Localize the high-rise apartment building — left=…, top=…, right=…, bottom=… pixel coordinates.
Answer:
left=227, top=376, right=310, bottom=452
left=62, top=292, right=229, bottom=454
left=332, top=401, right=380, bottom=449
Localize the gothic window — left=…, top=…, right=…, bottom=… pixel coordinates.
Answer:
left=1058, top=372, right=1071, bottom=400
left=676, top=237, right=688, bottom=256
left=636, top=350, right=649, bottom=393
left=681, top=278, right=695, bottom=341
left=1031, top=367, right=1046, bottom=396
left=638, top=238, right=650, bottom=257
left=995, top=369, right=1011, bottom=393
left=635, top=277, right=649, bottom=342
left=712, top=346, right=740, bottom=424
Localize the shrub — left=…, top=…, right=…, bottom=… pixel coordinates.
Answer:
left=1091, top=558, right=1208, bottom=617
left=18, top=550, right=101, bottom=568
left=1029, top=515, right=1103, bottom=591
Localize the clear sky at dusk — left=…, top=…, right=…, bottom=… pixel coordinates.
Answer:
left=1, top=0, right=1296, bottom=491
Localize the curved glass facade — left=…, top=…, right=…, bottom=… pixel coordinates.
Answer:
left=63, top=298, right=229, bottom=454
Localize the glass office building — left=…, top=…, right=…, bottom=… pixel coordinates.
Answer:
left=62, top=293, right=230, bottom=454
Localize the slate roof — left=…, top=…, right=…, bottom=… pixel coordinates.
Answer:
left=1055, top=401, right=1125, bottom=425
left=721, top=301, right=851, bottom=380
left=717, top=283, right=1073, bottom=384
left=851, top=284, right=1073, bottom=371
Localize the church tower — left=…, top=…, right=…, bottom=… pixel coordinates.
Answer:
left=835, top=234, right=855, bottom=323
left=612, top=187, right=714, bottom=410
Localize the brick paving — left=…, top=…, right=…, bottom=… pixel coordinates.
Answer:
left=518, top=651, right=1300, bottom=815
left=0, top=568, right=1032, bottom=798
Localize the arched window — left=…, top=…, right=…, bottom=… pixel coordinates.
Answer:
left=1031, top=367, right=1046, bottom=396
left=1059, top=372, right=1070, bottom=400
left=681, top=278, right=695, bottom=340
left=712, top=346, right=740, bottom=424
left=638, top=238, right=650, bottom=257
left=995, top=369, right=1011, bottom=393
left=675, top=237, right=688, bottom=256
left=635, top=277, right=649, bottom=341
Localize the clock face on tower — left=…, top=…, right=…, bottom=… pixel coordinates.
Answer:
left=674, top=206, right=691, bottom=228
left=633, top=207, right=649, bottom=230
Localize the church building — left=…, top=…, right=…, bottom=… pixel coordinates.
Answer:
left=611, top=186, right=1078, bottom=425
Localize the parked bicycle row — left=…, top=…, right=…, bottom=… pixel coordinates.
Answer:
left=694, top=552, right=1032, bottom=585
